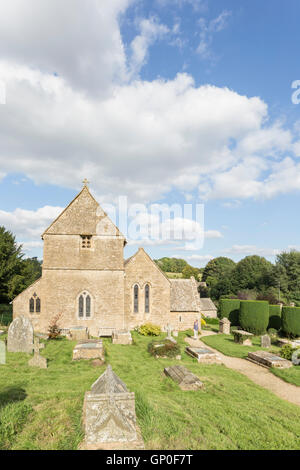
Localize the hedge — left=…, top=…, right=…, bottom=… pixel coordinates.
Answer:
left=268, top=305, right=282, bottom=330
left=239, top=300, right=269, bottom=335
left=218, top=299, right=240, bottom=325
left=0, top=304, right=12, bottom=326
left=281, top=306, right=300, bottom=338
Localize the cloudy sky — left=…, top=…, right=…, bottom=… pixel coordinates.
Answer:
left=0, top=0, right=300, bottom=266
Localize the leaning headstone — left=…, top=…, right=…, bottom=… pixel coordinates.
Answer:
left=28, top=338, right=47, bottom=369
left=219, top=318, right=231, bottom=334
left=112, top=330, right=133, bottom=345
left=7, top=315, right=34, bottom=353
left=73, top=340, right=104, bottom=361
left=185, top=346, right=222, bottom=364
left=80, top=365, right=144, bottom=450
left=247, top=351, right=292, bottom=369
left=0, top=341, right=6, bottom=365
left=165, top=324, right=177, bottom=344
left=164, top=365, right=204, bottom=391
left=261, top=334, right=271, bottom=348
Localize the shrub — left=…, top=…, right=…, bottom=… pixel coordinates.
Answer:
left=239, top=300, right=269, bottom=335
left=218, top=299, right=240, bottom=325
left=281, top=307, right=300, bottom=338
left=138, top=323, right=161, bottom=336
left=268, top=305, right=282, bottom=330
left=148, top=339, right=180, bottom=358
left=267, top=328, right=278, bottom=338
left=48, top=313, right=63, bottom=339
left=279, top=344, right=298, bottom=361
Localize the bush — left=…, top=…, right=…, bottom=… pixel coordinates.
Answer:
left=148, top=339, right=180, bottom=358
left=268, top=305, right=282, bottom=330
left=138, top=323, right=161, bottom=336
left=280, top=344, right=298, bottom=361
left=218, top=299, right=240, bottom=325
left=239, top=300, right=269, bottom=335
left=0, top=304, right=12, bottom=326
left=267, top=328, right=278, bottom=338
left=281, top=307, right=300, bottom=338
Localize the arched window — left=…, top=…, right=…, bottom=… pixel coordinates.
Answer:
left=145, top=284, right=150, bottom=313
left=29, top=298, right=35, bottom=313
left=78, top=292, right=92, bottom=319
left=134, top=285, right=139, bottom=313
left=36, top=298, right=41, bottom=313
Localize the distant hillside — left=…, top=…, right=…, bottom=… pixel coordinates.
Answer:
left=154, top=257, right=202, bottom=280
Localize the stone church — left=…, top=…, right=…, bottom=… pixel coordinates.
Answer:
left=13, top=183, right=205, bottom=336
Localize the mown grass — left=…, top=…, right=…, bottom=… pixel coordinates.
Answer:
left=0, top=331, right=300, bottom=449
left=201, top=333, right=300, bottom=387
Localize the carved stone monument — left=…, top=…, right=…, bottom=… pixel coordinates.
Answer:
left=73, top=340, right=104, bottom=361
left=28, top=338, right=47, bottom=369
left=81, top=365, right=144, bottom=450
left=7, top=315, right=34, bottom=353
left=219, top=318, right=231, bottom=334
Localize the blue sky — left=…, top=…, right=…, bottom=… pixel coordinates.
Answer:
left=0, top=0, right=300, bottom=266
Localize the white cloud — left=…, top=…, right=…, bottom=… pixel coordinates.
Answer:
left=129, top=17, right=169, bottom=76
left=226, top=245, right=280, bottom=257
left=197, top=11, right=231, bottom=59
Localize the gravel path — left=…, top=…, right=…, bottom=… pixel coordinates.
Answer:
left=185, top=332, right=300, bottom=407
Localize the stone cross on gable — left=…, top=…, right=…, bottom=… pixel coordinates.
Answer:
left=82, top=178, right=90, bottom=187
left=33, top=337, right=45, bottom=356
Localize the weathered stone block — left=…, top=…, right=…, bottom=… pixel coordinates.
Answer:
left=248, top=350, right=292, bottom=369
left=164, top=365, right=203, bottom=390
left=219, top=318, right=231, bottom=335
left=73, top=340, right=104, bottom=361
left=112, top=330, right=132, bottom=345
left=185, top=346, right=222, bottom=364
left=69, top=326, right=89, bottom=341
left=232, top=330, right=253, bottom=346
left=81, top=365, right=144, bottom=450
left=261, top=334, right=271, bottom=348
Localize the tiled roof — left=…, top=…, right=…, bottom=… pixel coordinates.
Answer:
left=170, top=278, right=200, bottom=312
left=199, top=298, right=217, bottom=311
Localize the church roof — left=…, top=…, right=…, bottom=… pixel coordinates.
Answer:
left=124, top=248, right=170, bottom=282
left=170, top=278, right=200, bottom=312
left=199, top=298, right=217, bottom=311
left=42, top=185, right=126, bottom=241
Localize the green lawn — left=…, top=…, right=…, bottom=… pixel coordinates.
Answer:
left=0, top=331, right=300, bottom=450
left=202, top=333, right=300, bottom=387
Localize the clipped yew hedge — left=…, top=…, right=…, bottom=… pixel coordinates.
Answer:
left=282, top=306, right=300, bottom=338
left=239, top=300, right=269, bottom=335
left=218, top=299, right=240, bottom=325
left=268, top=305, right=282, bottom=331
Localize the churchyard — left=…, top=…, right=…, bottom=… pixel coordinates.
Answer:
left=0, top=321, right=300, bottom=450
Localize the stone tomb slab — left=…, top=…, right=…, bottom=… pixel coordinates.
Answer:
left=185, top=346, right=222, bottom=364
left=73, top=340, right=104, bottom=361
left=164, top=365, right=203, bottom=390
left=69, top=326, right=89, bottom=342
left=112, top=330, right=133, bottom=345
left=247, top=350, right=292, bottom=369
left=232, top=330, right=254, bottom=346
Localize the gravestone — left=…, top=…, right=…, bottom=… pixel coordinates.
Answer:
left=219, top=318, right=231, bottom=335
left=185, top=346, right=222, bottom=364
left=292, top=349, right=300, bottom=366
left=69, top=326, right=89, bottom=341
left=7, top=315, right=34, bottom=353
left=112, top=330, right=132, bottom=345
left=261, top=334, right=271, bottom=348
left=28, top=338, right=47, bottom=369
left=0, top=341, right=5, bottom=365
left=73, top=340, right=104, bottom=361
left=164, top=365, right=203, bottom=391
left=80, top=365, right=144, bottom=450
left=247, top=351, right=292, bottom=369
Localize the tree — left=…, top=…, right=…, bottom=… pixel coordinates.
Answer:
left=7, top=257, right=42, bottom=300
left=155, top=257, right=188, bottom=273
left=232, top=255, right=273, bottom=292
left=202, top=257, right=236, bottom=285
left=182, top=266, right=200, bottom=279
left=275, top=250, right=300, bottom=301
left=0, top=226, right=23, bottom=303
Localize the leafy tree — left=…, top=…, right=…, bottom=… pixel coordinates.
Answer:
left=7, top=257, right=42, bottom=300
left=275, top=250, right=300, bottom=301
left=232, top=255, right=273, bottom=292
left=202, top=257, right=236, bottom=286
left=155, top=257, right=188, bottom=273
left=210, top=277, right=234, bottom=299
left=0, top=226, right=23, bottom=303
left=182, top=265, right=200, bottom=280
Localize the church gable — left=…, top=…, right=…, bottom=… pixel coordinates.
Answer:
left=125, top=248, right=170, bottom=284
left=43, top=185, right=124, bottom=239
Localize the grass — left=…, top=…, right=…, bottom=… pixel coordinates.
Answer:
left=202, top=333, right=300, bottom=387
left=0, top=331, right=300, bottom=449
